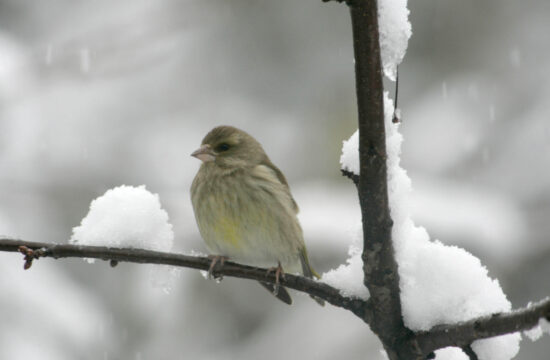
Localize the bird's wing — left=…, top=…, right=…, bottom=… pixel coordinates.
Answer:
left=254, top=160, right=299, bottom=214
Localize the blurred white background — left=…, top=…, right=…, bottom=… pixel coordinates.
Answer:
left=1, top=0, right=549, bottom=359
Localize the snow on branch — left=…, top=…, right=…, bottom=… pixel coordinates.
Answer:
left=416, top=298, right=550, bottom=355
left=0, top=238, right=370, bottom=320
left=325, top=0, right=412, bottom=81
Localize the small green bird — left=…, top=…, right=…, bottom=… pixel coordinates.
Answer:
left=190, top=126, right=323, bottom=305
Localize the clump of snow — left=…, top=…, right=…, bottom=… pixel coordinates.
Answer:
left=397, top=223, right=513, bottom=329
left=322, top=225, right=369, bottom=299
left=378, top=0, right=412, bottom=80
left=336, top=93, right=521, bottom=360
left=339, top=91, right=398, bottom=178
left=434, top=347, right=468, bottom=360
left=471, top=334, right=520, bottom=360
left=523, top=315, right=550, bottom=342
left=70, top=185, right=174, bottom=255
left=524, top=324, right=543, bottom=342
left=340, top=131, right=359, bottom=175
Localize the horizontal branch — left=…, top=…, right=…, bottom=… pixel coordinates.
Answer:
left=415, top=297, right=550, bottom=354
left=0, top=238, right=371, bottom=319
left=5, top=236, right=549, bottom=356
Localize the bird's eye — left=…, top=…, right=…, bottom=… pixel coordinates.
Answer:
left=215, top=143, right=230, bottom=152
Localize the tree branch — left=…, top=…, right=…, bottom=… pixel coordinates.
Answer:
left=0, top=238, right=371, bottom=319
left=416, top=297, right=550, bottom=354
left=348, top=0, right=407, bottom=357
left=4, top=238, right=549, bottom=358
left=341, top=169, right=359, bottom=185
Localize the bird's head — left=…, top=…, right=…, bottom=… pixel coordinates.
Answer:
left=191, top=126, right=267, bottom=168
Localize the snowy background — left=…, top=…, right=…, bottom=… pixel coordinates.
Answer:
left=1, top=0, right=549, bottom=359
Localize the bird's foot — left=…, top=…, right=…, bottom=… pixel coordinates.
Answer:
left=266, top=261, right=285, bottom=296
left=207, top=255, right=228, bottom=280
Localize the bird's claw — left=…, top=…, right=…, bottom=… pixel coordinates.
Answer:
left=266, top=261, right=285, bottom=296
left=207, top=255, right=227, bottom=280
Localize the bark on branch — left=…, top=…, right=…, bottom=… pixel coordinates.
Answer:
left=416, top=298, right=550, bottom=354
left=0, top=238, right=370, bottom=319
left=349, top=0, right=407, bottom=357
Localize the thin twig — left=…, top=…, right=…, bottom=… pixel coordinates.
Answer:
left=392, top=66, right=400, bottom=124
left=341, top=169, right=359, bottom=185
left=461, top=345, right=479, bottom=360
left=0, top=238, right=370, bottom=319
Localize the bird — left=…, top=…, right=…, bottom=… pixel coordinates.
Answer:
left=190, top=125, right=323, bottom=305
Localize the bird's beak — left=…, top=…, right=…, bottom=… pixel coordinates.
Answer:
left=191, top=144, right=216, bottom=162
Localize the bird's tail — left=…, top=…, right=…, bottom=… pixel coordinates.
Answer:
left=299, top=248, right=325, bottom=306
left=258, top=281, right=292, bottom=305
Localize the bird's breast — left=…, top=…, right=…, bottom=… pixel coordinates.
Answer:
left=191, top=167, right=302, bottom=272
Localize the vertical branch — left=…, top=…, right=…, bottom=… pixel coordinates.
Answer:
left=349, top=0, right=408, bottom=356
